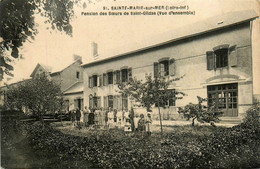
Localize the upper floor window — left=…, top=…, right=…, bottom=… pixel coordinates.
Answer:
left=107, top=72, right=113, bottom=84
left=206, top=44, right=237, bottom=70
left=76, top=71, right=80, bottom=79
left=89, top=75, right=100, bottom=88
left=93, top=75, right=98, bottom=87
left=160, top=60, right=169, bottom=76
left=154, top=58, right=175, bottom=78
left=121, top=69, right=128, bottom=82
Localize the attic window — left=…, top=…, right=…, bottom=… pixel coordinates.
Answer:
left=217, top=21, right=224, bottom=25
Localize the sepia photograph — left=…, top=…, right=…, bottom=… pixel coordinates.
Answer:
left=0, top=0, right=260, bottom=168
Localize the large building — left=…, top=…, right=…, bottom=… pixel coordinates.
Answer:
left=82, top=10, right=258, bottom=121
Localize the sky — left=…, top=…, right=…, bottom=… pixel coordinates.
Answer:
left=3, top=0, right=260, bottom=93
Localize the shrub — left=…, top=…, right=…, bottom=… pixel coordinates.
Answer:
left=178, top=96, right=223, bottom=126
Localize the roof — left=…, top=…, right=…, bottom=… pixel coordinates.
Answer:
left=82, top=10, right=258, bottom=67
left=30, top=58, right=82, bottom=77
left=63, top=81, right=83, bottom=94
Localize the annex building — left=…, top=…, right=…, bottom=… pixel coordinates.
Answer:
left=81, top=10, right=258, bottom=121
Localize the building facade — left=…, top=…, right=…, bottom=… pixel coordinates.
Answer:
left=82, top=10, right=258, bottom=121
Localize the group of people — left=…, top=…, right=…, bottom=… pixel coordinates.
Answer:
left=68, top=107, right=153, bottom=136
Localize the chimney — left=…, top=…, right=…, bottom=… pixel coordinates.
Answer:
left=92, top=42, right=98, bottom=60
left=73, top=54, right=82, bottom=62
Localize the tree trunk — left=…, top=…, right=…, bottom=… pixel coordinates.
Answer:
left=192, top=118, right=195, bottom=126
left=157, top=100, right=163, bottom=135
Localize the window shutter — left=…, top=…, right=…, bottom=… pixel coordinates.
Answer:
left=118, top=95, right=122, bottom=110
left=154, top=62, right=159, bottom=78
left=99, top=75, right=102, bottom=87
left=89, top=77, right=93, bottom=88
left=97, top=97, right=101, bottom=108
left=229, top=45, right=237, bottom=67
left=169, top=58, right=175, bottom=76
left=103, top=73, right=106, bottom=86
left=128, top=68, right=132, bottom=81
left=113, top=71, right=117, bottom=84
left=113, top=96, right=118, bottom=110
left=97, top=76, right=100, bottom=87
left=103, top=96, right=107, bottom=109
left=206, top=51, right=214, bottom=70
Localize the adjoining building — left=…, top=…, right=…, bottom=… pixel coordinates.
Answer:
left=82, top=10, right=258, bottom=122
left=1, top=55, right=84, bottom=112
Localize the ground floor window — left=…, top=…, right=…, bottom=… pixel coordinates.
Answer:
left=207, top=83, right=238, bottom=117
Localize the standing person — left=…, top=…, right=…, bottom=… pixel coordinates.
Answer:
left=129, top=107, right=135, bottom=132
left=88, top=108, right=95, bottom=126
left=107, top=107, right=114, bottom=128
left=83, top=106, right=90, bottom=127
left=71, top=110, right=76, bottom=126
left=76, top=108, right=81, bottom=129
left=145, top=113, right=153, bottom=136
left=138, top=114, right=146, bottom=132
left=133, top=114, right=140, bottom=132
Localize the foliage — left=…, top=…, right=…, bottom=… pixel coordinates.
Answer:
left=178, top=96, right=223, bottom=126
left=118, top=75, right=185, bottom=133
left=0, top=0, right=77, bottom=80
left=5, top=75, right=63, bottom=121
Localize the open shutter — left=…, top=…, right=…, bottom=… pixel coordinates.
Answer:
left=169, top=58, right=175, bottom=76
left=97, top=76, right=100, bottom=87
left=229, top=45, right=237, bottom=67
left=99, top=75, right=102, bottom=87
left=89, top=77, right=93, bottom=88
left=103, top=73, right=106, bottom=86
left=103, top=96, right=107, bottom=109
left=206, top=51, right=214, bottom=70
left=128, top=68, right=132, bottom=81
left=118, top=95, right=122, bottom=111
left=154, top=62, right=159, bottom=78
left=113, top=71, right=117, bottom=84
left=113, top=96, right=118, bottom=110
left=97, top=97, right=101, bottom=108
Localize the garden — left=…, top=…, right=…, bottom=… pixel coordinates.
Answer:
left=1, top=102, right=260, bottom=168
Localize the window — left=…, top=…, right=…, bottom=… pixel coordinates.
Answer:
left=76, top=71, right=80, bottom=79
left=92, top=75, right=98, bottom=87
left=107, top=72, right=113, bottom=84
left=207, top=83, right=238, bottom=117
left=108, top=95, right=113, bottom=109
left=122, top=94, right=128, bottom=111
left=155, top=89, right=176, bottom=107
left=89, top=96, right=101, bottom=109
left=215, top=48, right=228, bottom=68
left=160, top=60, right=169, bottom=76
left=154, top=58, right=175, bottom=77
left=206, top=44, right=237, bottom=70
left=121, top=69, right=128, bottom=82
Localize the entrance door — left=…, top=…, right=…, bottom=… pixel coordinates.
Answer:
left=207, top=83, right=238, bottom=117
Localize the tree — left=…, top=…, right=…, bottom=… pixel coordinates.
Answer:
left=118, top=75, right=185, bottom=134
left=5, top=75, right=63, bottom=122
left=178, top=96, right=223, bottom=126
left=0, top=0, right=77, bottom=81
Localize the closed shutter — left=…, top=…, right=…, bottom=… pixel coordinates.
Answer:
left=154, top=62, right=159, bottom=78
left=169, top=58, right=175, bottom=76
left=128, top=68, right=132, bottom=81
left=206, top=51, right=214, bottom=70
left=103, top=73, right=107, bottom=86
left=89, top=77, right=93, bottom=88
left=229, top=45, right=237, bottom=67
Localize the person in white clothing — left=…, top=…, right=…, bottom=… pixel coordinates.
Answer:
left=133, top=114, right=140, bottom=132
